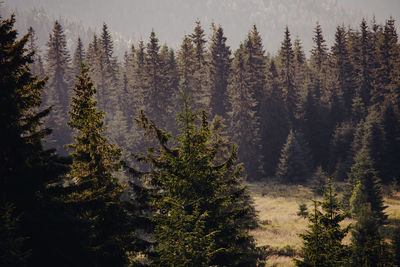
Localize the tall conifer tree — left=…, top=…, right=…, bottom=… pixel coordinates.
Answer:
left=44, top=20, right=72, bottom=154
left=66, top=66, right=150, bottom=266
left=209, top=25, right=231, bottom=119
left=229, top=44, right=264, bottom=180
left=133, top=101, right=265, bottom=266
left=278, top=26, right=297, bottom=126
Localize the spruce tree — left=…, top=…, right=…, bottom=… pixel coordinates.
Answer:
left=190, top=20, right=209, bottom=110
left=99, top=23, right=120, bottom=115
left=142, top=31, right=171, bottom=128
left=133, top=40, right=146, bottom=113
left=331, top=25, right=356, bottom=119
left=133, top=100, right=264, bottom=266
left=177, top=35, right=196, bottom=106
left=392, top=225, right=400, bottom=266
left=191, top=20, right=207, bottom=69
left=374, top=17, right=398, bottom=105
left=307, top=22, right=330, bottom=168
left=229, top=44, right=264, bottom=180
left=295, top=180, right=349, bottom=267
left=27, top=26, right=44, bottom=77
left=0, top=14, right=72, bottom=266
left=310, top=22, right=329, bottom=102
left=65, top=66, right=150, bottom=266
left=209, top=25, right=231, bottom=119
left=353, top=19, right=375, bottom=107
left=347, top=145, right=387, bottom=224
left=293, top=36, right=306, bottom=91
left=44, top=20, right=72, bottom=155
left=381, top=100, right=400, bottom=183
left=245, top=25, right=266, bottom=114
left=72, top=37, right=85, bottom=76
left=349, top=204, right=388, bottom=267
left=278, top=26, right=297, bottom=126
left=276, top=130, right=312, bottom=184
left=262, top=60, right=290, bottom=177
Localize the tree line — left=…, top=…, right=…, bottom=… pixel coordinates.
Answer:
left=1, top=9, right=400, bottom=266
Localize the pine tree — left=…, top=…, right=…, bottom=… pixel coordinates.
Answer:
left=209, top=25, right=231, bottom=119
left=65, top=65, right=150, bottom=266
left=276, top=130, right=312, bottom=184
left=44, top=20, right=72, bottom=155
left=295, top=180, right=349, bottom=267
left=133, top=100, right=265, bottom=266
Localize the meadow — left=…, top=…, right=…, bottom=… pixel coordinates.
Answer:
left=248, top=183, right=400, bottom=267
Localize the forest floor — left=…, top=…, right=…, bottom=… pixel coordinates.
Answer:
left=247, top=182, right=400, bottom=267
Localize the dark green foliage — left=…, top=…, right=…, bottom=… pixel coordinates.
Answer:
left=329, top=121, right=355, bottom=179
left=331, top=25, right=356, bottom=119
left=65, top=66, right=150, bottom=266
left=0, top=14, right=72, bottom=266
left=276, top=130, right=312, bottom=184
left=349, top=205, right=389, bottom=267
left=142, top=31, right=174, bottom=129
left=209, top=25, right=232, bottom=119
left=347, top=146, right=387, bottom=224
left=229, top=40, right=264, bottom=180
left=189, top=20, right=209, bottom=111
left=295, top=181, right=349, bottom=267
left=278, top=26, right=297, bottom=126
left=305, top=23, right=331, bottom=168
left=133, top=100, right=265, bottom=266
left=297, top=204, right=309, bottom=217
left=381, top=100, right=400, bottom=183
left=392, top=225, right=400, bottom=266
left=0, top=203, right=30, bottom=266
left=309, top=166, right=328, bottom=196
left=262, top=60, right=290, bottom=177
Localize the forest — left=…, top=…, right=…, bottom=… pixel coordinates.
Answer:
left=1, top=4, right=400, bottom=266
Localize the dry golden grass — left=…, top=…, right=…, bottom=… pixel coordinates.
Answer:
left=247, top=182, right=400, bottom=267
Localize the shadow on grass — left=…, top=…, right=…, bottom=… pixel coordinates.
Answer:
left=382, top=217, right=400, bottom=240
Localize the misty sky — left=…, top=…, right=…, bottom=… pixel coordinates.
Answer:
left=2, top=0, right=399, bottom=55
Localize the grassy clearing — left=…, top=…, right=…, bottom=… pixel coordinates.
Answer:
left=247, top=182, right=400, bottom=267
